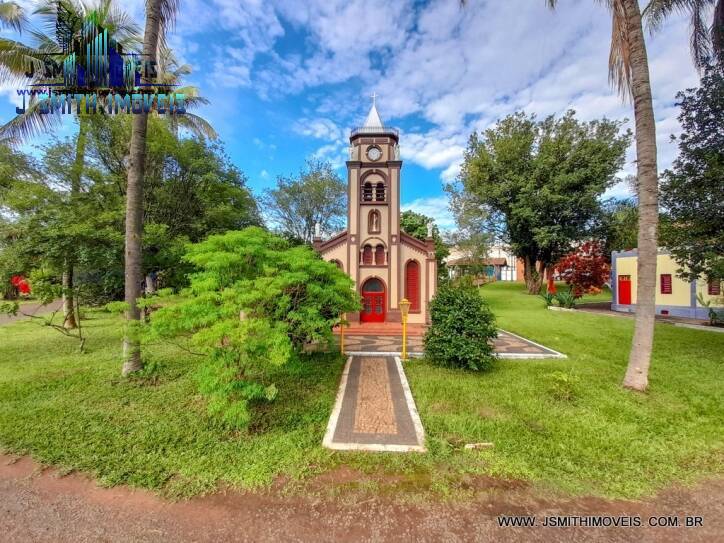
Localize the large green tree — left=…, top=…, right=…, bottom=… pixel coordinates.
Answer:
left=400, top=210, right=449, bottom=279
left=0, top=120, right=260, bottom=306
left=0, top=0, right=141, bottom=328
left=147, top=227, right=360, bottom=429
left=452, top=110, right=630, bottom=293
left=660, top=65, right=724, bottom=282
left=262, top=160, right=346, bottom=244
left=599, top=198, right=639, bottom=257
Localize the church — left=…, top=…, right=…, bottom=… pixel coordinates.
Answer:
left=313, top=99, right=437, bottom=324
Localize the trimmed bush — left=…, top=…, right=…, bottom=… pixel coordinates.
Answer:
left=423, top=283, right=497, bottom=371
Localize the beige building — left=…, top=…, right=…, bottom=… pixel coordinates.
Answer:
left=313, top=100, right=437, bottom=324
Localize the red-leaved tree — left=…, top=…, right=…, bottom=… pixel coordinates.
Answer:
left=555, top=241, right=610, bottom=298
left=10, top=275, right=31, bottom=295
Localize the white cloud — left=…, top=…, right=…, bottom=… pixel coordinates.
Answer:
left=402, top=195, right=455, bottom=231
left=292, top=117, right=342, bottom=140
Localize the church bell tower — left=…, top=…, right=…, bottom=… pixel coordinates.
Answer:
left=345, top=95, right=403, bottom=322
left=313, top=95, right=436, bottom=324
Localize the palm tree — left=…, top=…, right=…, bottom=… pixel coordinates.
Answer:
left=122, top=0, right=179, bottom=375
left=645, top=0, right=724, bottom=68
left=546, top=0, right=659, bottom=391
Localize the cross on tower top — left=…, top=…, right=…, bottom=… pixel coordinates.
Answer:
left=370, top=92, right=378, bottom=106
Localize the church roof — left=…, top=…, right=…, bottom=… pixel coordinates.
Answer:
left=363, top=100, right=384, bottom=128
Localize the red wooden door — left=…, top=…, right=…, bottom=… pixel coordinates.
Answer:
left=618, top=275, right=631, bottom=305
left=361, top=293, right=385, bottom=322
left=360, top=278, right=385, bottom=322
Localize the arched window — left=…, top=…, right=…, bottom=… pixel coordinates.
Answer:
left=405, top=260, right=420, bottom=312
left=375, top=182, right=385, bottom=202
left=330, top=259, right=342, bottom=270
left=368, top=210, right=381, bottom=233
left=362, top=278, right=384, bottom=292
left=375, top=245, right=385, bottom=265
left=363, top=182, right=373, bottom=202
left=362, top=244, right=373, bottom=265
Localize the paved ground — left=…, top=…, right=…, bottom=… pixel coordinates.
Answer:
left=2, top=455, right=722, bottom=542
left=323, top=356, right=425, bottom=452
left=0, top=300, right=63, bottom=326
left=336, top=330, right=564, bottom=358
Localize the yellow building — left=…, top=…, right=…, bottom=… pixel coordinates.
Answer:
left=612, top=250, right=723, bottom=319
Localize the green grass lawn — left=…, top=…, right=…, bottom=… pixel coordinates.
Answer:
left=0, top=282, right=721, bottom=500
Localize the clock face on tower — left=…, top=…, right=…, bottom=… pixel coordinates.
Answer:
left=366, top=146, right=382, bottom=161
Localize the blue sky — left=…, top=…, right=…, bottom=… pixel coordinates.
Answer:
left=1, top=0, right=701, bottom=230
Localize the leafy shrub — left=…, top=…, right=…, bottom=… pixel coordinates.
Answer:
left=423, top=283, right=497, bottom=371
left=548, top=371, right=580, bottom=402
left=539, top=290, right=555, bottom=307
left=554, top=289, right=577, bottom=309
left=146, top=227, right=360, bottom=430
left=696, top=292, right=723, bottom=326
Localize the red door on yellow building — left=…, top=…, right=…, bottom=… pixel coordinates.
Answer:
left=618, top=275, right=632, bottom=305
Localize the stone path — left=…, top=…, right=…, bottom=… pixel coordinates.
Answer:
left=323, top=356, right=426, bottom=452
left=336, top=329, right=566, bottom=359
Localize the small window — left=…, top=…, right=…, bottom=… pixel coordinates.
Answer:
left=362, top=183, right=373, bottom=202
left=375, top=245, right=385, bottom=265
left=660, top=274, right=672, bottom=294
left=368, top=210, right=381, bottom=233
left=375, top=182, right=385, bottom=202
left=362, top=245, right=373, bottom=265
left=708, top=280, right=721, bottom=296
left=330, top=259, right=342, bottom=270
left=362, top=278, right=384, bottom=292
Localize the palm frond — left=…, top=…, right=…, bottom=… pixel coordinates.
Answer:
left=173, top=85, right=210, bottom=109
left=159, top=0, right=180, bottom=32
left=690, top=0, right=713, bottom=67
left=0, top=94, right=65, bottom=143
left=0, top=38, right=44, bottom=84
left=643, top=0, right=694, bottom=31
left=0, top=1, right=27, bottom=32
left=608, top=0, right=633, bottom=100
left=644, top=0, right=717, bottom=70
left=172, top=112, right=218, bottom=140
left=713, top=0, right=724, bottom=64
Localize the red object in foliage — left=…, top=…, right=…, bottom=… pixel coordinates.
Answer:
left=10, top=275, right=31, bottom=295
left=555, top=241, right=610, bottom=298
left=547, top=277, right=557, bottom=294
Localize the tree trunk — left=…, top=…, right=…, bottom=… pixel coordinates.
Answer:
left=122, top=0, right=163, bottom=376
left=523, top=255, right=542, bottom=294
left=61, top=266, right=77, bottom=329
left=144, top=272, right=157, bottom=295
left=621, top=0, right=659, bottom=392
left=62, top=115, right=89, bottom=329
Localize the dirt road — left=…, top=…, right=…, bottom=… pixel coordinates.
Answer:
left=1, top=455, right=721, bottom=542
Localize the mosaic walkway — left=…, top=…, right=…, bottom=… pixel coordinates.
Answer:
left=335, top=329, right=566, bottom=359
left=323, top=356, right=426, bottom=452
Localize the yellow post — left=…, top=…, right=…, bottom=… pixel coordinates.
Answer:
left=399, top=299, right=411, bottom=361
left=339, top=312, right=346, bottom=354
